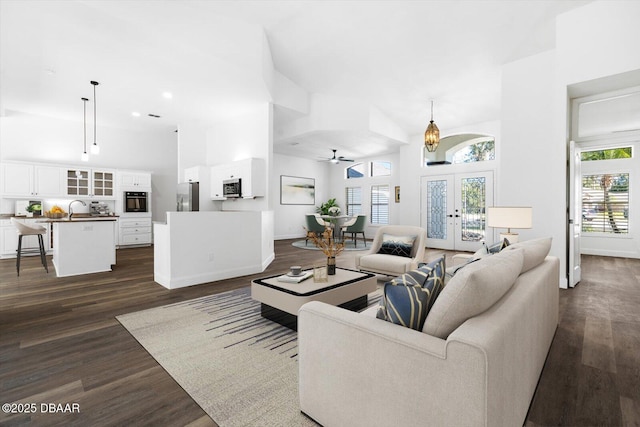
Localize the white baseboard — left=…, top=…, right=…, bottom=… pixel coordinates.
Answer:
left=275, top=233, right=306, bottom=240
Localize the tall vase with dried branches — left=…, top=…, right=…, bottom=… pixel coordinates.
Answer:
left=305, top=225, right=344, bottom=275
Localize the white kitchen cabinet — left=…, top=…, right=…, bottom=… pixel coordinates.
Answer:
left=0, top=218, right=51, bottom=258
left=210, top=164, right=231, bottom=200
left=184, top=166, right=206, bottom=183
left=91, top=169, right=116, bottom=197
left=1, top=163, right=64, bottom=197
left=209, top=158, right=265, bottom=200
left=119, top=171, right=151, bottom=189
left=119, top=217, right=152, bottom=246
left=1, top=163, right=32, bottom=196
left=65, top=167, right=115, bottom=198
left=237, top=158, right=265, bottom=199
left=65, top=168, right=91, bottom=196
left=35, top=166, right=65, bottom=196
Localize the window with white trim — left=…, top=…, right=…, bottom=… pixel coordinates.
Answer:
left=370, top=161, right=391, bottom=177
left=371, top=185, right=389, bottom=225
left=345, top=187, right=362, bottom=216
left=582, top=173, right=629, bottom=234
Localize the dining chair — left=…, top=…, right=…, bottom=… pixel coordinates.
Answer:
left=341, top=215, right=367, bottom=247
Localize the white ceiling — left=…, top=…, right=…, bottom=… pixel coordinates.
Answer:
left=0, top=0, right=590, bottom=159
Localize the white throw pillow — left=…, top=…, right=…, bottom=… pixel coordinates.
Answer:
left=422, top=248, right=524, bottom=339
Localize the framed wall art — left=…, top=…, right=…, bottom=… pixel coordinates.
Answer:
left=280, top=175, right=315, bottom=205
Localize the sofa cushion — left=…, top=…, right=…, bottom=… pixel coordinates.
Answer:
left=422, top=248, right=524, bottom=339
left=376, top=256, right=446, bottom=330
left=377, top=234, right=416, bottom=258
left=359, top=253, right=413, bottom=274
left=503, top=237, right=552, bottom=273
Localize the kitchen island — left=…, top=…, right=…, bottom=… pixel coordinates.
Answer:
left=40, top=216, right=117, bottom=277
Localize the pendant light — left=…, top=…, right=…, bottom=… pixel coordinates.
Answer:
left=90, top=81, right=100, bottom=154
left=424, top=100, right=440, bottom=152
left=81, top=97, right=89, bottom=162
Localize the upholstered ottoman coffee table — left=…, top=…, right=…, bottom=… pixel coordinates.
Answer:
left=251, top=267, right=376, bottom=330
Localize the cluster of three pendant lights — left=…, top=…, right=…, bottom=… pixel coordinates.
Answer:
left=81, top=81, right=100, bottom=161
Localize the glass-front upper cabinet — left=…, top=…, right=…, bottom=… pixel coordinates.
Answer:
left=66, top=168, right=115, bottom=198
left=92, top=170, right=114, bottom=197
left=67, top=169, right=90, bottom=196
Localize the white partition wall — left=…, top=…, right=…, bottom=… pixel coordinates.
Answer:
left=153, top=211, right=274, bottom=289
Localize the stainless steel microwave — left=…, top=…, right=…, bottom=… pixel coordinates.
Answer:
left=222, top=178, right=242, bottom=198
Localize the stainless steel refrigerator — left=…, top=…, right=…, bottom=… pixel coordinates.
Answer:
left=176, top=182, right=200, bottom=211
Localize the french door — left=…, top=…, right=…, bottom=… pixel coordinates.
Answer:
left=568, top=141, right=581, bottom=287
left=421, top=171, right=494, bottom=252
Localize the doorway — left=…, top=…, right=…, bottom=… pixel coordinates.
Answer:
left=421, top=171, right=494, bottom=252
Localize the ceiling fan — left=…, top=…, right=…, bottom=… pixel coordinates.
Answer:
left=321, top=149, right=354, bottom=164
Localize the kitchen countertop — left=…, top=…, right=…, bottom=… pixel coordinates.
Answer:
left=38, top=216, right=118, bottom=223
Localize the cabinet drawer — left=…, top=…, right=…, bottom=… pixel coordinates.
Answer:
left=120, top=234, right=151, bottom=245
left=120, top=226, right=151, bottom=235
left=120, top=219, right=152, bottom=228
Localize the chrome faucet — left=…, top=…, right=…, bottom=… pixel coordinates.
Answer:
left=68, top=200, right=86, bottom=219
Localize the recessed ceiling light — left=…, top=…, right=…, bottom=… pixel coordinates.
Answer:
left=132, top=112, right=141, bottom=117
left=162, top=92, right=173, bottom=99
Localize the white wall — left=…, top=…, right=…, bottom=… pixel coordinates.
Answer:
left=498, top=0, right=640, bottom=287
left=500, top=50, right=563, bottom=261
left=272, top=153, right=328, bottom=240
left=206, top=103, right=273, bottom=212
left=0, top=111, right=177, bottom=221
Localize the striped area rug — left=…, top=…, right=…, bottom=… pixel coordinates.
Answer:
left=117, top=286, right=381, bottom=427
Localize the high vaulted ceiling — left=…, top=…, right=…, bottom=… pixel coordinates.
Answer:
left=0, top=0, right=590, bottom=159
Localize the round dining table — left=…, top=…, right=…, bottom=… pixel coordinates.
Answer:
left=319, top=214, right=353, bottom=240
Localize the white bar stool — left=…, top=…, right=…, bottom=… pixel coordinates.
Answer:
left=10, top=218, right=49, bottom=276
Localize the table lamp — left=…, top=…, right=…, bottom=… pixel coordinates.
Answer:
left=487, top=207, right=532, bottom=243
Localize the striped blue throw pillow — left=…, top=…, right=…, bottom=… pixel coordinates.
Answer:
left=377, top=255, right=446, bottom=330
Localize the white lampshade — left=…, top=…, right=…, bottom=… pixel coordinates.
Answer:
left=487, top=207, right=532, bottom=243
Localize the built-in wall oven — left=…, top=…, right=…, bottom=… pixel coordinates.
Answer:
left=124, top=191, right=149, bottom=213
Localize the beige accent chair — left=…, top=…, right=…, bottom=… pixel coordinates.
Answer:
left=355, top=225, right=426, bottom=276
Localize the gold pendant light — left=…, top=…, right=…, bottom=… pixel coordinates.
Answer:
left=424, top=100, right=440, bottom=152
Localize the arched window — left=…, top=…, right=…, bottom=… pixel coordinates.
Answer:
left=448, top=137, right=495, bottom=164
left=345, top=163, right=366, bottom=179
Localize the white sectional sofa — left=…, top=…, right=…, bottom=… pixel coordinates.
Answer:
left=298, top=238, right=558, bottom=427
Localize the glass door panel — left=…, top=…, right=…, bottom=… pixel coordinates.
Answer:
left=421, top=175, right=454, bottom=250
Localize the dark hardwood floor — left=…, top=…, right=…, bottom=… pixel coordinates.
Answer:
left=0, top=242, right=639, bottom=426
